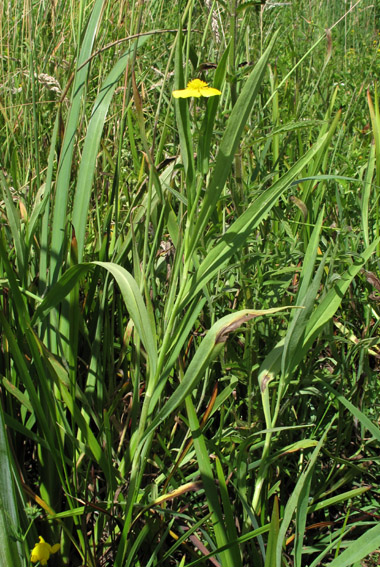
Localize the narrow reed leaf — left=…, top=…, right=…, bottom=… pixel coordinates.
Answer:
left=149, top=297, right=207, bottom=414
left=264, top=497, right=279, bottom=567
left=367, top=87, right=380, bottom=190
left=294, top=467, right=313, bottom=567
left=0, top=171, right=25, bottom=280
left=31, top=263, right=93, bottom=325
left=25, top=182, right=49, bottom=250
left=281, top=208, right=325, bottom=377
left=307, top=486, right=371, bottom=514
left=302, top=237, right=380, bottom=351
left=361, top=144, right=375, bottom=248
left=215, top=456, right=242, bottom=566
left=318, top=378, right=380, bottom=443
left=198, top=44, right=230, bottom=174
left=44, top=350, right=116, bottom=487
left=0, top=233, right=29, bottom=330
left=39, top=112, right=61, bottom=293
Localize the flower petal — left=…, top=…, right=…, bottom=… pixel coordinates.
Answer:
left=199, top=87, right=222, bottom=97
left=51, top=544, right=61, bottom=554
left=172, top=88, right=202, bottom=98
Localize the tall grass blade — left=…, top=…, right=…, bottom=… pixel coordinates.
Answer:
left=264, top=496, right=279, bottom=567
left=185, top=396, right=242, bottom=567
left=0, top=405, right=23, bottom=567
left=318, top=378, right=380, bottom=443
left=173, top=28, right=195, bottom=204
left=275, top=421, right=333, bottom=567
left=94, top=261, right=158, bottom=379
left=301, top=237, right=380, bottom=351
left=181, top=133, right=329, bottom=309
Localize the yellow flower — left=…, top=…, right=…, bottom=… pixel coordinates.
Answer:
left=30, top=536, right=60, bottom=565
left=172, top=79, right=221, bottom=99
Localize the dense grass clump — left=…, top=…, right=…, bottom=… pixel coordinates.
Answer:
left=1, top=1, right=380, bottom=566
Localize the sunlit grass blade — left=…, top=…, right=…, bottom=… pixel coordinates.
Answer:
left=361, top=143, right=375, bottom=248
left=72, top=37, right=148, bottom=262
left=173, top=28, right=195, bottom=205
left=197, top=44, right=229, bottom=175
left=187, top=29, right=280, bottom=259
left=49, top=0, right=106, bottom=285
left=367, top=86, right=380, bottom=191
left=264, top=496, right=279, bottom=567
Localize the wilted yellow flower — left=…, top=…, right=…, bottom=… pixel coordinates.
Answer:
left=172, top=79, right=221, bottom=99
left=30, top=536, right=60, bottom=565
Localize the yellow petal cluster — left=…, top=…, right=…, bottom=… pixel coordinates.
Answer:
left=172, top=79, right=221, bottom=99
left=30, top=536, right=60, bottom=565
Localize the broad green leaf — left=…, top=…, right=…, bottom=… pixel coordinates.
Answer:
left=142, top=307, right=293, bottom=444
left=329, top=523, right=380, bottom=567
left=94, top=262, right=158, bottom=378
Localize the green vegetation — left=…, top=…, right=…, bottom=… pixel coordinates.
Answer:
left=1, top=1, right=379, bottom=565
